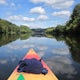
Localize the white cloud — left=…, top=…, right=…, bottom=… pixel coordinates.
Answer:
left=52, top=10, right=71, bottom=17
left=8, top=15, right=35, bottom=22
left=11, top=3, right=16, bottom=7
left=31, top=0, right=74, bottom=9
left=30, top=6, right=46, bottom=14
left=23, top=17, right=35, bottom=22
left=52, top=0, right=74, bottom=9
left=31, top=0, right=62, bottom=4
left=30, top=0, right=46, bottom=3
left=37, top=15, right=48, bottom=20
left=0, top=0, right=6, bottom=4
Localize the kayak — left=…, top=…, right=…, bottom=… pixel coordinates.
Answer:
left=8, top=49, right=58, bottom=80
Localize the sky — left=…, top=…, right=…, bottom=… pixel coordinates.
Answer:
left=0, top=0, right=80, bottom=28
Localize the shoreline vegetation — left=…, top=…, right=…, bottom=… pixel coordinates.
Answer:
left=0, top=19, right=32, bottom=34
left=45, top=4, right=80, bottom=35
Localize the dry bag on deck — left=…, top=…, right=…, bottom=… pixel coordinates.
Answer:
left=17, top=58, right=48, bottom=75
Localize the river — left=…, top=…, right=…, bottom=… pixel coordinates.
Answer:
left=0, top=34, right=80, bottom=80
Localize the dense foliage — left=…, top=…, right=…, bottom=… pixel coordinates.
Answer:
left=0, top=19, right=31, bottom=34
left=20, top=25, right=32, bottom=33
left=45, top=27, right=55, bottom=34
left=46, top=4, right=80, bottom=35
left=0, top=19, right=19, bottom=34
left=65, top=4, right=80, bottom=34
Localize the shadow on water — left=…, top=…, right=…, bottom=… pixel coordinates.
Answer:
left=0, top=33, right=80, bottom=80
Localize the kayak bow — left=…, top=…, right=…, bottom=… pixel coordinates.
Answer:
left=8, top=49, right=58, bottom=80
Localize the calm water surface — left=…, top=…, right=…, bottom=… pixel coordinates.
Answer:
left=0, top=34, right=80, bottom=80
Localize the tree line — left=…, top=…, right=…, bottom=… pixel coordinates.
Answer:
left=0, top=19, right=31, bottom=34
left=45, top=4, right=80, bottom=35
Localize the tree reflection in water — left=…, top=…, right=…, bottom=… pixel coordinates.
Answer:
left=46, top=34, right=80, bottom=63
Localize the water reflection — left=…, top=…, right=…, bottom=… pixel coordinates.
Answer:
left=46, top=34, right=80, bottom=63
left=52, top=47, right=69, bottom=56
left=64, top=36, right=80, bottom=63
left=0, top=33, right=32, bottom=47
left=0, top=34, right=80, bottom=80
left=0, top=59, right=7, bottom=64
left=0, top=34, right=19, bottom=47
left=37, top=46, right=48, bottom=51
left=46, top=57, right=77, bottom=79
left=20, top=33, right=31, bottom=40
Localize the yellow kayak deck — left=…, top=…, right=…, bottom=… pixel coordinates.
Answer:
left=8, top=49, right=58, bottom=80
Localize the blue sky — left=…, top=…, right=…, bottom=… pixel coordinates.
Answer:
left=0, top=0, right=80, bottom=28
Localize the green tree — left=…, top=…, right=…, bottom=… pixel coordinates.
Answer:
left=51, top=4, right=80, bottom=35
left=20, top=25, right=32, bottom=33
left=0, top=19, right=20, bottom=34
